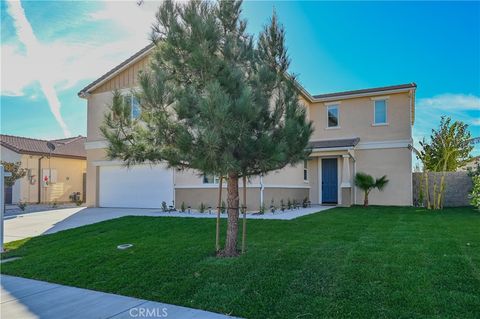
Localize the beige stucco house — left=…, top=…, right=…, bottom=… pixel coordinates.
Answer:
left=79, top=45, right=416, bottom=209
left=0, top=135, right=87, bottom=204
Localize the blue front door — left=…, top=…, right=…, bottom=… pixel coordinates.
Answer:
left=322, top=158, right=338, bottom=204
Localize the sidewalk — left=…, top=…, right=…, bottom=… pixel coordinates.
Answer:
left=1, top=275, right=239, bottom=319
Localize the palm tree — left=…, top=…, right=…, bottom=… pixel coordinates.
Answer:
left=354, top=172, right=389, bottom=207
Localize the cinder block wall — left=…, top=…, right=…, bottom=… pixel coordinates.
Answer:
left=412, top=172, right=473, bottom=207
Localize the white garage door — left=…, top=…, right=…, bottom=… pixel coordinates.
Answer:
left=99, top=164, right=174, bottom=208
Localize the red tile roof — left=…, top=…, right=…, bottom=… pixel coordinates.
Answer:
left=0, top=135, right=86, bottom=159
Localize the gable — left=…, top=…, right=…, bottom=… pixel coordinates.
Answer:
left=91, top=55, right=150, bottom=94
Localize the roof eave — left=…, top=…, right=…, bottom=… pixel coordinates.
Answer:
left=77, top=44, right=155, bottom=98
left=311, top=86, right=417, bottom=103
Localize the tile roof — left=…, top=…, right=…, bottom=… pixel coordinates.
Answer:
left=312, top=83, right=416, bottom=99
left=309, top=138, right=360, bottom=149
left=0, top=135, right=86, bottom=159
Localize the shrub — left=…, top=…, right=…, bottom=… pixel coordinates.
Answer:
left=258, top=203, right=265, bottom=214
left=221, top=201, right=226, bottom=214
left=280, top=199, right=285, bottom=212
left=287, top=198, right=292, bottom=210
left=469, top=175, right=480, bottom=210
left=199, top=202, right=206, bottom=213
left=161, top=201, right=168, bottom=212
left=270, top=199, right=276, bottom=213
left=180, top=202, right=186, bottom=213
left=18, top=200, right=27, bottom=211
left=302, top=197, right=309, bottom=208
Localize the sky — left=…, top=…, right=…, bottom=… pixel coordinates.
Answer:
left=1, top=0, right=479, bottom=155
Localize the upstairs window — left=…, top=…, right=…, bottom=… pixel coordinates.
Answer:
left=303, top=160, right=308, bottom=181
left=374, top=99, right=388, bottom=125
left=327, top=105, right=339, bottom=128
left=124, top=95, right=141, bottom=120
left=203, top=174, right=220, bottom=184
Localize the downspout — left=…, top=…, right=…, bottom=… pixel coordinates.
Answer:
left=37, top=156, right=44, bottom=203
left=348, top=149, right=357, bottom=205
left=260, top=175, right=264, bottom=208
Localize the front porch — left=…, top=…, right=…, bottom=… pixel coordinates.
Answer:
left=307, top=138, right=359, bottom=207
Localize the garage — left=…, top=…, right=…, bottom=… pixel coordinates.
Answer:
left=99, top=164, right=174, bottom=208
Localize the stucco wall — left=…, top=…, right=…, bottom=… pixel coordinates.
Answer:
left=1, top=146, right=22, bottom=203
left=86, top=148, right=107, bottom=206
left=0, top=148, right=86, bottom=204
left=412, top=172, right=473, bottom=207
left=354, top=147, right=412, bottom=206
left=87, top=91, right=113, bottom=142
left=307, top=92, right=412, bottom=143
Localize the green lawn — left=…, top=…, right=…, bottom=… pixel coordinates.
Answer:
left=2, top=206, right=479, bottom=318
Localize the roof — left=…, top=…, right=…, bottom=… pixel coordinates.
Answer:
left=0, top=135, right=87, bottom=159
left=312, top=83, right=417, bottom=100
left=78, top=44, right=417, bottom=103
left=309, top=138, right=360, bottom=150
left=78, top=43, right=155, bottom=97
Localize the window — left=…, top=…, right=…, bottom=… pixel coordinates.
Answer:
left=327, top=105, right=339, bottom=128
left=42, top=168, right=57, bottom=184
left=303, top=160, right=308, bottom=181
left=124, top=95, right=141, bottom=120
left=203, top=174, right=220, bottom=184
left=374, top=99, right=387, bottom=124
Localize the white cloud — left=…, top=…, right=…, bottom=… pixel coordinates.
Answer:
left=2, top=0, right=167, bottom=136
left=417, top=93, right=480, bottom=112
left=5, top=0, right=71, bottom=137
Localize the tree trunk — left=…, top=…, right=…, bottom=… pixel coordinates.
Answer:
left=364, top=190, right=369, bottom=207
left=215, top=175, right=223, bottom=252
left=223, top=172, right=239, bottom=257
left=241, top=175, right=247, bottom=254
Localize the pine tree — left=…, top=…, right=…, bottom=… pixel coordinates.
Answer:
left=101, top=0, right=312, bottom=257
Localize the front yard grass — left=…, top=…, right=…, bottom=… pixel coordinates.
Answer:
left=2, top=206, right=479, bottom=318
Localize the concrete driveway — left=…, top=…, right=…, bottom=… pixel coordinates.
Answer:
left=3, top=207, right=163, bottom=243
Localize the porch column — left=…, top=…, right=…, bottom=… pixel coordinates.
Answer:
left=340, top=154, right=352, bottom=207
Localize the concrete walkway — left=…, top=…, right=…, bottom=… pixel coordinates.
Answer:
left=1, top=275, right=239, bottom=319
left=4, top=206, right=334, bottom=243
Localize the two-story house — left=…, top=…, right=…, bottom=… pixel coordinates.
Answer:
left=79, top=45, right=415, bottom=209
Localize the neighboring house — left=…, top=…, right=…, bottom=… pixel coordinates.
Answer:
left=78, top=45, right=416, bottom=209
left=459, top=156, right=480, bottom=172
left=0, top=135, right=87, bottom=204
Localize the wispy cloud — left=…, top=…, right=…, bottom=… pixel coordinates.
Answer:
left=5, top=0, right=71, bottom=136
left=417, top=93, right=480, bottom=112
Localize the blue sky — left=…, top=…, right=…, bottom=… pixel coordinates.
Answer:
left=1, top=0, right=479, bottom=155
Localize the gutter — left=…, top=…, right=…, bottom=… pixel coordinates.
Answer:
left=37, top=156, right=44, bottom=203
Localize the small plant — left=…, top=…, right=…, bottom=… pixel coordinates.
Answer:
left=270, top=198, right=276, bottom=213
left=354, top=172, right=389, bottom=207
left=280, top=199, right=285, bottom=212
left=52, top=201, right=58, bottom=209
left=221, top=201, right=226, bottom=214
left=199, top=202, right=206, bottom=214
left=258, top=203, right=266, bottom=214
left=292, top=199, right=298, bottom=209
left=161, top=201, right=168, bottom=212
left=287, top=198, right=292, bottom=210
left=302, top=197, right=309, bottom=208
left=75, top=199, right=83, bottom=206
left=469, top=175, right=480, bottom=210
left=180, top=202, right=186, bottom=213
left=18, top=200, right=27, bottom=211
